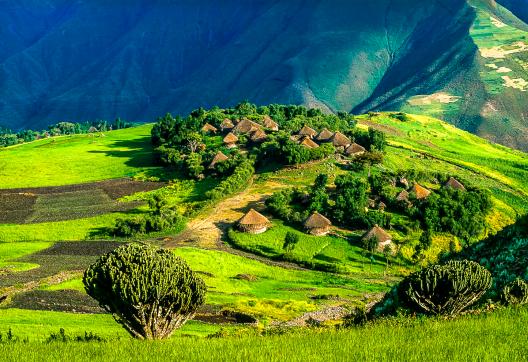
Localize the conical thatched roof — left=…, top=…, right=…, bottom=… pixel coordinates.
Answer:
left=262, top=115, right=279, bottom=131
left=304, top=212, right=332, bottom=229
left=223, top=132, right=239, bottom=144
left=445, top=177, right=466, bottom=191
left=233, top=119, right=261, bottom=134
left=362, top=225, right=391, bottom=243
left=315, top=128, right=334, bottom=142
left=201, top=123, right=218, bottom=133
left=331, top=132, right=351, bottom=148
left=345, top=143, right=366, bottom=156
left=250, top=129, right=267, bottom=142
left=411, top=183, right=431, bottom=199
left=299, top=136, right=320, bottom=149
left=396, top=190, right=409, bottom=201
left=298, top=125, right=317, bottom=138
left=209, top=151, right=229, bottom=168
left=398, top=177, right=409, bottom=189
left=238, top=209, right=270, bottom=226
left=220, top=118, right=234, bottom=130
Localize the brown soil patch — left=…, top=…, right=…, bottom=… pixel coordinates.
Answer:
left=359, top=120, right=405, bottom=137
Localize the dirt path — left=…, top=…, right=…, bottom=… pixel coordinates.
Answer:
left=164, top=177, right=286, bottom=247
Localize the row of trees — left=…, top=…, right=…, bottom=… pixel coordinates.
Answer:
left=0, top=119, right=133, bottom=147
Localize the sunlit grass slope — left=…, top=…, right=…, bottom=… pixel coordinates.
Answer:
left=358, top=113, right=528, bottom=219
left=0, top=124, right=160, bottom=188
left=0, top=307, right=525, bottom=361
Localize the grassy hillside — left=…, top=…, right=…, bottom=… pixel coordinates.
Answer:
left=0, top=124, right=160, bottom=188
left=358, top=113, right=528, bottom=220
left=0, top=112, right=527, bottom=355
left=0, top=307, right=525, bottom=361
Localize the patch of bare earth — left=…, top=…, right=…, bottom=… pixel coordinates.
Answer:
left=164, top=178, right=287, bottom=249
left=359, top=120, right=405, bottom=137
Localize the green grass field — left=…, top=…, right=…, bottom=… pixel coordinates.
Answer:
left=228, top=221, right=405, bottom=277
left=0, top=125, right=162, bottom=188
left=0, top=307, right=525, bottom=361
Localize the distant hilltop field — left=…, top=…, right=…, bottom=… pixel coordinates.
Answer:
left=1, top=0, right=528, bottom=150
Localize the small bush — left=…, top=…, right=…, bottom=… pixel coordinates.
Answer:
left=502, top=279, right=528, bottom=306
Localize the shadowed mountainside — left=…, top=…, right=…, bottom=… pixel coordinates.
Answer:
left=1, top=0, right=528, bottom=149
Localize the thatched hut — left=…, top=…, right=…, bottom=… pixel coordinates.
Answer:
left=223, top=132, right=239, bottom=148
left=304, top=212, right=332, bottom=236
left=237, top=209, right=270, bottom=234
left=250, top=129, right=267, bottom=143
left=262, top=116, right=279, bottom=131
left=444, top=177, right=466, bottom=191
left=220, top=119, right=234, bottom=132
left=201, top=123, right=218, bottom=134
left=315, top=128, right=334, bottom=142
left=298, top=125, right=317, bottom=138
left=330, top=132, right=351, bottom=149
left=398, top=177, right=409, bottom=189
left=411, top=183, right=431, bottom=200
left=362, top=225, right=392, bottom=252
left=378, top=201, right=387, bottom=211
left=396, top=190, right=409, bottom=201
left=233, top=119, right=261, bottom=134
left=299, top=136, right=320, bottom=149
left=209, top=151, right=229, bottom=169
left=345, top=143, right=366, bottom=157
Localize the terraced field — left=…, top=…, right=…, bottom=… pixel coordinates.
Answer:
left=0, top=179, right=163, bottom=225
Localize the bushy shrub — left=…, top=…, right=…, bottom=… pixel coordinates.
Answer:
left=502, top=278, right=528, bottom=306
left=205, top=159, right=255, bottom=201
left=113, top=209, right=184, bottom=237
left=401, top=260, right=492, bottom=316
left=84, top=244, right=206, bottom=340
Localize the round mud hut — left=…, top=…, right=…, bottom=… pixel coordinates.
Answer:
left=362, top=224, right=392, bottom=252
left=304, top=212, right=332, bottom=236
left=237, top=209, right=270, bottom=234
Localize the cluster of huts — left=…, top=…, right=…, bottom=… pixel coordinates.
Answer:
left=291, top=125, right=366, bottom=157
left=201, top=116, right=279, bottom=170
left=236, top=209, right=393, bottom=253
left=235, top=176, right=466, bottom=254
left=395, top=176, right=465, bottom=207
left=200, top=116, right=279, bottom=150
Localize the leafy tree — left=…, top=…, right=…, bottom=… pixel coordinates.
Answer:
left=184, top=153, right=204, bottom=179
left=362, top=235, right=379, bottom=254
left=283, top=232, right=300, bottom=252
left=368, top=127, right=386, bottom=152
left=333, top=175, right=369, bottom=227
left=234, top=101, right=257, bottom=116
left=351, top=151, right=384, bottom=175
left=83, top=244, right=206, bottom=340
left=186, top=132, right=203, bottom=153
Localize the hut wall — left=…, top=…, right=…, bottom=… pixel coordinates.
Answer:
left=307, top=226, right=330, bottom=236
left=238, top=224, right=268, bottom=234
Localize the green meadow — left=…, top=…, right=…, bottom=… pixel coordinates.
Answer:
left=0, top=124, right=161, bottom=188
left=0, top=307, right=525, bottom=361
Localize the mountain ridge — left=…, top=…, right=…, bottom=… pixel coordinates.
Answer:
left=1, top=0, right=528, bottom=150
